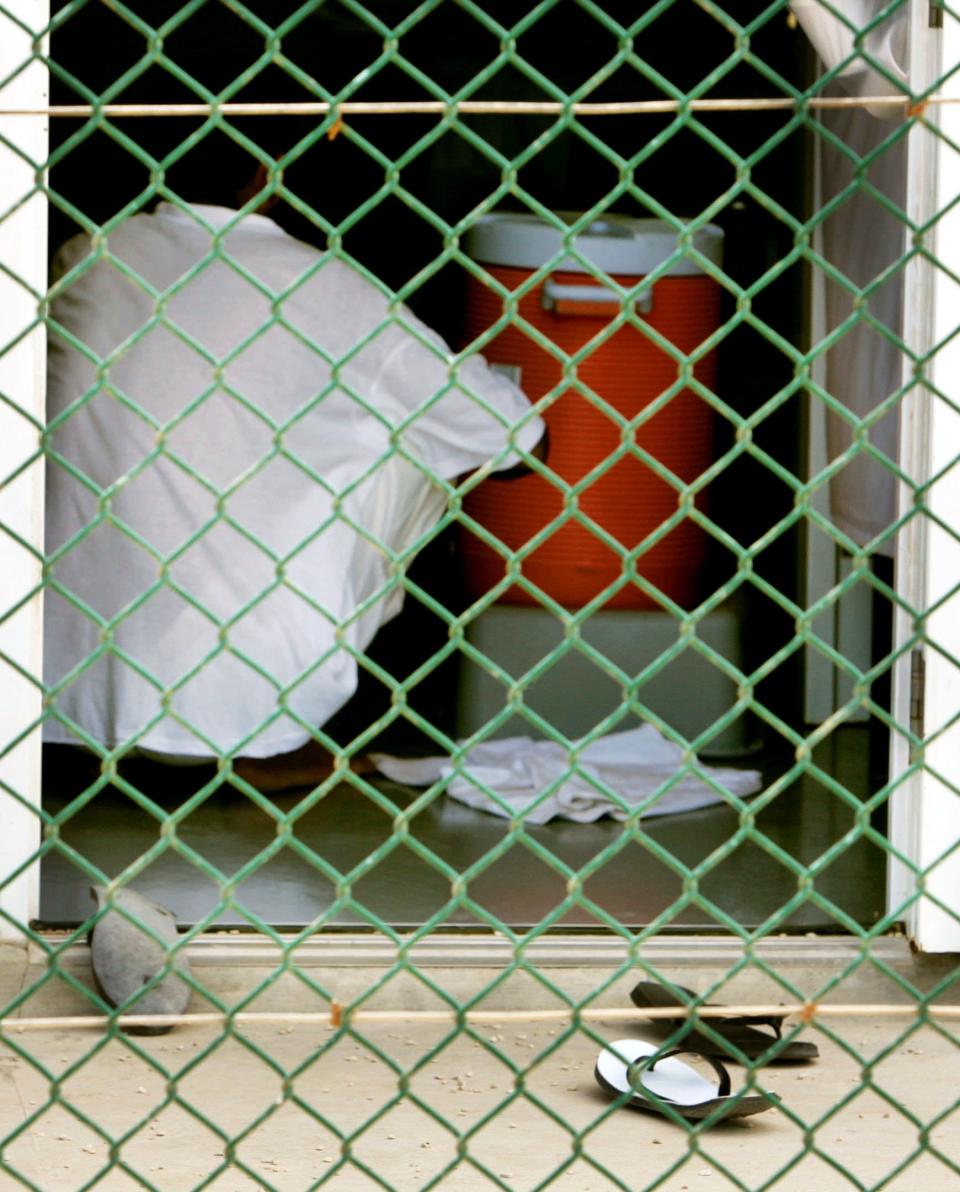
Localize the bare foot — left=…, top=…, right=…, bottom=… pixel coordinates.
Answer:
left=233, top=739, right=376, bottom=793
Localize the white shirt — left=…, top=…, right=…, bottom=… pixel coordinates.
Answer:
left=45, top=203, right=543, bottom=757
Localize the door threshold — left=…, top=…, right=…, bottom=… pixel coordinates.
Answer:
left=31, top=930, right=912, bottom=969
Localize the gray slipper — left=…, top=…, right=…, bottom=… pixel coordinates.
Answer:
left=89, top=886, right=191, bottom=1035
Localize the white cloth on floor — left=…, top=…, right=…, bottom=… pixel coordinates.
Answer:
left=372, top=725, right=761, bottom=824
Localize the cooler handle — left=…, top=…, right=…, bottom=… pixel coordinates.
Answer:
left=541, top=279, right=653, bottom=317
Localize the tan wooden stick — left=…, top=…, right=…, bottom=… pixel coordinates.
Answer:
left=0, top=95, right=945, bottom=119
left=1, top=1002, right=957, bottom=1033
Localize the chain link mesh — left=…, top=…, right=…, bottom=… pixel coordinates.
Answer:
left=1, top=0, right=958, bottom=1187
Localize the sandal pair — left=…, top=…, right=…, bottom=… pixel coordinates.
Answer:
left=593, top=981, right=818, bottom=1123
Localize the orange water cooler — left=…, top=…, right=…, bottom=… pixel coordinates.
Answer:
left=460, top=213, right=724, bottom=610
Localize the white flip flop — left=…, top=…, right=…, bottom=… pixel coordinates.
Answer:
left=595, top=1038, right=778, bottom=1122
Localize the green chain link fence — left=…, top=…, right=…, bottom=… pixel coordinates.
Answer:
left=1, top=0, right=958, bottom=1187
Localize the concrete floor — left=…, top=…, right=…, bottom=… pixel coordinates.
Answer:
left=1, top=938, right=957, bottom=1191
left=15, top=727, right=949, bottom=1191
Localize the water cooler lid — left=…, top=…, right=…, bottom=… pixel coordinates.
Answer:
left=464, top=212, right=723, bottom=277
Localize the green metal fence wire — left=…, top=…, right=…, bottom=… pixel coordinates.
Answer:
left=1, top=0, right=958, bottom=1187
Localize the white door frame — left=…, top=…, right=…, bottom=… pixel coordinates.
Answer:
left=887, top=0, right=960, bottom=952
left=0, top=0, right=48, bottom=939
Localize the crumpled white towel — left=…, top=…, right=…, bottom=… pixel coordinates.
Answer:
left=371, top=725, right=762, bottom=825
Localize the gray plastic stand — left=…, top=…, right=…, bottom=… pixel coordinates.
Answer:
left=455, top=602, right=756, bottom=757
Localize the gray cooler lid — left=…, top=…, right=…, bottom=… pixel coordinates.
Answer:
left=464, top=212, right=723, bottom=277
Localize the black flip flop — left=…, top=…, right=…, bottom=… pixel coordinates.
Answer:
left=595, top=1038, right=778, bottom=1122
left=630, top=981, right=819, bottom=1063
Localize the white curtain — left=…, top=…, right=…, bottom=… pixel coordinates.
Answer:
left=791, top=1, right=909, bottom=553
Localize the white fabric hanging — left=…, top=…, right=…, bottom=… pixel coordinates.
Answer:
left=372, top=725, right=762, bottom=824
left=791, top=0, right=908, bottom=113
left=791, top=1, right=909, bottom=554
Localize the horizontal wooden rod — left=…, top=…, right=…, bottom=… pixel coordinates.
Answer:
left=1, top=1002, right=957, bottom=1033
left=0, top=95, right=942, bottom=119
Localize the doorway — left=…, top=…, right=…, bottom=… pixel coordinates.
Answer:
left=38, top=0, right=890, bottom=934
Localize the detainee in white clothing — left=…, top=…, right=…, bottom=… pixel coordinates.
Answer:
left=45, top=192, right=544, bottom=785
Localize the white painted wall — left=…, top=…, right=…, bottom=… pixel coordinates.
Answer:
left=0, top=1, right=48, bottom=938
